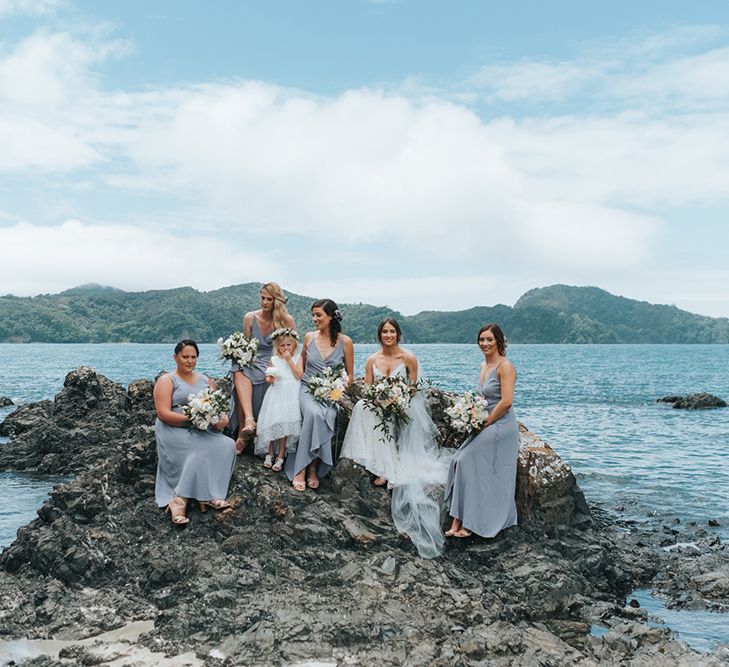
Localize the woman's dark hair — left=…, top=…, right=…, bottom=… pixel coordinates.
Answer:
left=377, top=317, right=402, bottom=344
left=174, top=339, right=199, bottom=355
left=312, top=298, right=342, bottom=347
left=477, top=324, right=507, bottom=355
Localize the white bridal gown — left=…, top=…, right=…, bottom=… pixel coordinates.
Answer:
left=341, top=363, right=454, bottom=558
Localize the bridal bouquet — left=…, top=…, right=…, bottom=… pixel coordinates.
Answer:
left=218, top=332, right=259, bottom=367
left=183, top=387, right=229, bottom=431
left=445, top=392, right=489, bottom=436
left=362, top=375, right=415, bottom=442
left=308, top=364, right=349, bottom=406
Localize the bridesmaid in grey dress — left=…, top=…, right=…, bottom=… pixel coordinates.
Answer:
left=154, top=339, right=236, bottom=525
left=230, top=282, right=295, bottom=453
left=285, top=299, right=354, bottom=491
left=444, top=324, right=518, bottom=538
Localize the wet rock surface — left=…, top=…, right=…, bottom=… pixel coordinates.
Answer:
left=0, top=367, right=727, bottom=666
left=657, top=393, right=728, bottom=409
left=0, top=396, right=13, bottom=407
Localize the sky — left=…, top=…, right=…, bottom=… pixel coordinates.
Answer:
left=1, top=0, right=729, bottom=317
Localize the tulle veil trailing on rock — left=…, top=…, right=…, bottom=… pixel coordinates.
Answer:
left=389, top=388, right=454, bottom=559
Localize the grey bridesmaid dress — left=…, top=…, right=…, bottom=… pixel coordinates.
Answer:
left=229, top=316, right=273, bottom=433
left=155, top=373, right=236, bottom=507
left=443, top=363, right=518, bottom=537
left=285, top=336, right=344, bottom=481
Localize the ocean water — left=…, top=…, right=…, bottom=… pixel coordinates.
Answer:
left=1, top=343, right=728, bottom=651
left=1, top=343, right=728, bottom=541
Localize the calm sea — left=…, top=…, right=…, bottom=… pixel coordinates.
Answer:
left=1, top=343, right=728, bottom=545
left=1, top=343, right=728, bottom=650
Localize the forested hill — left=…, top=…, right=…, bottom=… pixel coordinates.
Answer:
left=1, top=283, right=727, bottom=343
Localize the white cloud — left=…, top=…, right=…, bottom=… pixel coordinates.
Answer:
left=0, top=0, right=63, bottom=17
left=0, top=220, right=280, bottom=295
left=1, top=23, right=729, bottom=316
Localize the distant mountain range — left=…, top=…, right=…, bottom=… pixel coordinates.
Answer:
left=1, top=283, right=727, bottom=344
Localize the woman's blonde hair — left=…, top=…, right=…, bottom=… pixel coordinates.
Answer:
left=261, top=282, right=290, bottom=329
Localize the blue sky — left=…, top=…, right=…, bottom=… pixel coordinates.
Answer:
left=2, top=0, right=729, bottom=317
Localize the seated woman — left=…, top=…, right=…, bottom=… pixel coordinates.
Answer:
left=154, top=339, right=236, bottom=525
left=444, top=324, right=518, bottom=539
left=285, top=299, right=354, bottom=491
left=341, top=318, right=454, bottom=558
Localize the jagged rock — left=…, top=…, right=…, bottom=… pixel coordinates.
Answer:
left=1, top=368, right=589, bottom=533
left=0, top=396, right=14, bottom=407
left=0, top=367, right=726, bottom=665
left=657, top=393, right=727, bottom=409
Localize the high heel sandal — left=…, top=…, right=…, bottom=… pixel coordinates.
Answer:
left=199, top=498, right=232, bottom=512
left=165, top=496, right=189, bottom=525
left=241, top=417, right=256, bottom=435
left=235, top=436, right=246, bottom=455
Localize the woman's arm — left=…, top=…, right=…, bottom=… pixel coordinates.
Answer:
left=342, top=335, right=355, bottom=385
left=284, top=313, right=296, bottom=329
left=243, top=311, right=254, bottom=338
left=483, top=362, right=516, bottom=427
left=153, top=375, right=189, bottom=427
left=301, top=332, right=313, bottom=370
left=404, top=351, right=419, bottom=382
left=364, top=355, right=375, bottom=385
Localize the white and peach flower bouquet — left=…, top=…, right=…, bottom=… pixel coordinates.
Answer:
left=308, top=364, right=349, bottom=406
left=445, top=392, right=489, bottom=436
left=183, top=387, right=229, bottom=431
left=362, top=375, right=415, bottom=442
left=217, top=331, right=259, bottom=367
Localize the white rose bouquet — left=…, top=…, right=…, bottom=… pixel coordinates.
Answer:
left=218, top=332, right=259, bottom=367
left=445, top=392, right=489, bottom=436
left=308, top=364, right=349, bottom=406
left=362, top=375, right=415, bottom=442
left=183, top=387, right=230, bottom=431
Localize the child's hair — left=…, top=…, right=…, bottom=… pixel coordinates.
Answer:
left=274, top=334, right=298, bottom=355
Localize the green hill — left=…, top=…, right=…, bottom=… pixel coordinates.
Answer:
left=0, top=283, right=727, bottom=343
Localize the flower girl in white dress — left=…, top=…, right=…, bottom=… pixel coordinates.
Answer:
left=254, top=329, right=303, bottom=471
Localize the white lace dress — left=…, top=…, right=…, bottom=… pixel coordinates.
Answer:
left=341, top=362, right=454, bottom=559
left=340, top=364, right=402, bottom=482
left=254, top=354, right=301, bottom=457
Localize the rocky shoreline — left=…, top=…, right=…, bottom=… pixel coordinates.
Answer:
left=0, top=368, right=727, bottom=665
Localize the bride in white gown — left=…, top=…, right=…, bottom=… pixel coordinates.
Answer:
left=340, top=318, right=453, bottom=558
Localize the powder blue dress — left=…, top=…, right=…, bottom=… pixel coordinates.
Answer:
left=229, top=316, right=273, bottom=433
left=443, top=363, right=518, bottom=537
left=155, top=373, right=236, bottom=507
left=285, top=336, right=344, bottom=481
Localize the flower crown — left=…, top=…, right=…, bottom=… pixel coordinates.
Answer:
left=271, top=327, right=300, bottom=341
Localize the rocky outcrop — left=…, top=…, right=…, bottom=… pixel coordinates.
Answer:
left=657, top=393, right=728, bottom=409
left=0, top=396, right=13, bottom=407
left=1, top=368, right=587, bottom=533
left=0, top=368, right=727, bottom=666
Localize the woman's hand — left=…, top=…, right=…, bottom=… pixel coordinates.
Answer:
left=211, top=414, right=229, bottom=432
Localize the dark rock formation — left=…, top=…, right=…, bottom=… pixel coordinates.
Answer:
left=0, top=396, right=14, bottom=407
left=657, top=393, right=727, bottom=409
left=0, top=368, right=727, bottom=665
